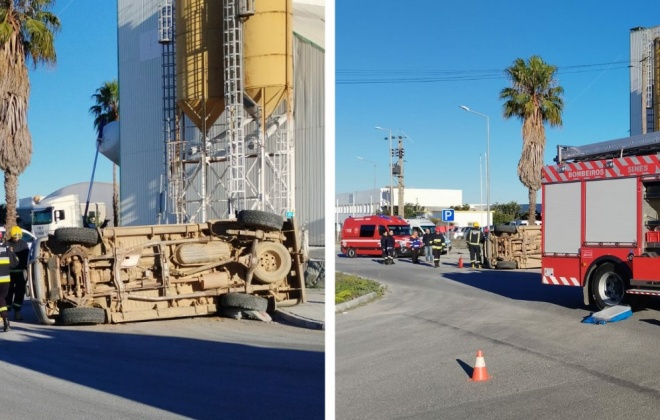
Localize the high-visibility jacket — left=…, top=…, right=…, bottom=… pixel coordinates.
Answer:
left=431, top=233, right=446, bottom=250
left=0, top=240, right=18, bottom=284
left=467, top=229, right=484, bottom=246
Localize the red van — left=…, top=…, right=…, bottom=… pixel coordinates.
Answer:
left=340, top=215, right=411, bottom=258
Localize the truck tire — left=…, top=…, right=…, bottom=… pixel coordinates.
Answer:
left=54, top=227, right=99, bottom=247
left=220, top=293, right=268, bottom=312
left=494, top=224, right=517, bottom=234
left=496, top=260, right=517, bottom=269
left=590, top=262, right=628, bottom=310
left=237, top=210, right=283, bottom=232
left=253, top=241, right=292, bottom=284
left=346, top=248, right=357, bottom=258
left=60, top=307, right=106, bottom=325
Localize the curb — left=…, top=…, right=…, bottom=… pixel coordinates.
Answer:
left=273, top=310, right=325, bottom=331
left=335, top=291, right=379, bottom=313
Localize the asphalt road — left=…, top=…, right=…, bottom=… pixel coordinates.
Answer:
left=0, top=304, right=324, bottom=419
left=336, top=250, right=660, bottom=420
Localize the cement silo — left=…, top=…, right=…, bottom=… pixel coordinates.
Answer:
left=243, top=0, right=294, bottom=120
left=175, top=0, right=225, bottom=132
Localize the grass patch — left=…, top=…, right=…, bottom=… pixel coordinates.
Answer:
left=335, top=272, right=383, bottom=304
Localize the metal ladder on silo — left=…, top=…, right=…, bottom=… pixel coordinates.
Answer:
left=158, top=0, right=183, bottom=224
left=223, top=0, right=253, bottom=214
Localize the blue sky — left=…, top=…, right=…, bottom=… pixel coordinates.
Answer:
left=335, top=0, right=660, bottom=206
left=11, top=0, right=117, bottom=201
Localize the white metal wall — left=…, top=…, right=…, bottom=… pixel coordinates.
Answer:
left=118, top=0, right=166, bottom=226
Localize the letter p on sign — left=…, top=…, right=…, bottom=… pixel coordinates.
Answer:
left=442, top=209, right=454, bottom=222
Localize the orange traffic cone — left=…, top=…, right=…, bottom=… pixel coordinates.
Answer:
left=469, top=350, right=491, bottom=382
left=458, top=256, right=464, bottom=268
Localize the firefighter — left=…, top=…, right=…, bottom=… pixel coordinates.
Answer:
left=7, top=226, right=29, bottom=320
left=381, top=230, right=396, bottom=265
left=0, top=230, right=18, bottom=331
left=466, top=223, right=485, bottom=268
left=431, top=226, right=446, bottom=268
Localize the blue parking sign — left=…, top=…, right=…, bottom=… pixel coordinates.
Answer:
left=441, top=209, right=454, bottom=222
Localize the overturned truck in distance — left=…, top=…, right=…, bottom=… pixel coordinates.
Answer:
left=28, top=210, right=306, bottom=325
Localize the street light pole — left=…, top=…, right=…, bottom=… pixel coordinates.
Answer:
left=357, top=156, right=377, bottom=214
left=375, top=126, right=394, bottom=216
left=460, top=105, right=491, bottom=263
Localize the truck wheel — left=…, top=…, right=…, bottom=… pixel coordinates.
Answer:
left=60, top=307, right=106, bottom=325
left=54, top=227, right=99, bottom=247
left=346, top=248, right=357, bottom=258
left=591, top=262, right=628, bottom=310
left=220, top=293, right=268, bottom=312
left=494, top=225, right=517, bottom=234
left=237, top=210, right=283, bottom=231
left=253, top=241, right=292, bottom=284
left=496, top=260, right=517, bottom=269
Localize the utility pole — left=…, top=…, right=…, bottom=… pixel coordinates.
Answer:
left=396, top=135, right=405, bottom=217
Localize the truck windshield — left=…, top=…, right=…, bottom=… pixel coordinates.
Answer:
left=32, top=208, right=53, bottom=225
left=389, top=225, right=411, bottom=236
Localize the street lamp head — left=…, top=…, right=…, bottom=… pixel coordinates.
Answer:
left=459, top=105, right=470, bottom=111
left=357, top=156, right=364, bottom=160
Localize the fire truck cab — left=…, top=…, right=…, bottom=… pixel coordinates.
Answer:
left=340, top=215, right=411, bottom=258
left=542, top=132, right=660, bottom=310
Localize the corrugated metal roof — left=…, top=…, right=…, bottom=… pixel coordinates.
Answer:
left=293, top=3, right=324, bottom=49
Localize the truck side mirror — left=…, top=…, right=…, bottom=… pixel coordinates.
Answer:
left=54, top=210, right=65, bottom=222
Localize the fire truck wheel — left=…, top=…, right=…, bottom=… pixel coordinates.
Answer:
left=220, top=293, right=269, bottom=312
left=346, top=248, right=357, bottom=258
left=54, top=227, right=99, bottom=247
left=253, top=241, right=292, bottom=284
left=591, top=262, right=629, bottom=310
left=237, top=210, right=284, bottom=232
left=60, top=307, right=106, bottom=325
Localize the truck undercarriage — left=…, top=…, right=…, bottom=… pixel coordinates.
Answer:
left=29, top=210, right=306, bottom=325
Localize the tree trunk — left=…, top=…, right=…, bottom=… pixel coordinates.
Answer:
left=4, top=172, right=18, bottom=229
left=113, top=163, right=119, bottom=227
left=528, top=188, right=537, bottom=224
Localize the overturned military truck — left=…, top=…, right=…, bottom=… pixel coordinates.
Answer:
left=28, top=210, right=306, bottom=325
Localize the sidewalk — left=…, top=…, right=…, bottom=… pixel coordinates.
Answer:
left=273, top=288, right=325, bottom=330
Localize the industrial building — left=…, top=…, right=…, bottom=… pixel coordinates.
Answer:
left=335, top=187, right=463, bottom=225
left=630, top=25, right=660, bottom=135
left=113, top=0, right=325, bottom=245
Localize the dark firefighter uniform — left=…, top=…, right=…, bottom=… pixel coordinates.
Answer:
left=466, top=225, right=485, bottom=269
left=381, top=232, right=396, bottom=265
left=0, top=232, right=18, bottom=331
left=7, top=226, right=29, bottom=320
left=431, top=229, right=446, bottom=268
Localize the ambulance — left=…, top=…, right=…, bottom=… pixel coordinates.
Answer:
left=340, top=215, right=411, bottom=258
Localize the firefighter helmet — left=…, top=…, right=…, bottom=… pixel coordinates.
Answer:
left=9, top=226, right=21, bottom=240
left=473, top=222, right=480, bottom=228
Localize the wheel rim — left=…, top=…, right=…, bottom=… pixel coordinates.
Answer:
left=596, top=271, right=625, bottom=305
left=259, top=250, right=281, bottom=273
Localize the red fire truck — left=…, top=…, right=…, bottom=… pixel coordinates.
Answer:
left=541, top=132, right=660, bottom=310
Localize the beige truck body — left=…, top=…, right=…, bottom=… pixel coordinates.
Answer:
left=29, top=211, right=306, bottom=325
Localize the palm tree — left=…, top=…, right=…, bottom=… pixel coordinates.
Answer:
left=0, top=0, right=60, bottom=229
left=500, top=56, right=564, bottom=224
left=89, top=80, right=119, bottom=227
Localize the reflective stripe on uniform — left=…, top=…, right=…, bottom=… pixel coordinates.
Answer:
left=0, top=257, right=10, bottom=265
left=0, top=276, right=9, bottom=283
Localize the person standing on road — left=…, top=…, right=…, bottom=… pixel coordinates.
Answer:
left=7, top=226, right=29, bottom=321
left=466, top=223, right=485, bottom=269
left=422, top=228, right=433, bottom=262
left=381, top=230, right=396, bottom=265
left=0, top=230, right=18, bottom=331
left=410, top=231, right=423, bottom=264
left=431, top=226, right=446, bottom=268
